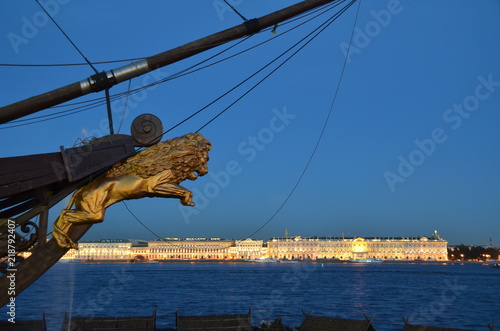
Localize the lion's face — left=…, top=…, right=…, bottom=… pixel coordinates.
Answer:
left=181, top=135, right=210, bottom=181
left=189, top=153, right=209, bottom=179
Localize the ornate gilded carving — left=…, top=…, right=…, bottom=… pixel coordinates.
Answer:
left=52, top=133, right=211, bottom=249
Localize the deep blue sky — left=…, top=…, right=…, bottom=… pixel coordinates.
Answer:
left=1, top=1, right=499, bottom=245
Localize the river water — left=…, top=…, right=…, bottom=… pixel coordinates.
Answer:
left=2, top=262, right=499, bottom=330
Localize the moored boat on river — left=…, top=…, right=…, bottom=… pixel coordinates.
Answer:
left=349, top=258, right=383, bottom=263
left=280, top=260, right=299, bottom=263
left=57, top=259, right=81, bottom=263
left=246, top=258, right=279, bottom=263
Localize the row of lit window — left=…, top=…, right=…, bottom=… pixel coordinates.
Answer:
left=150, top=244, right=231, bottom=249
left=151, top=248, right=229, bottom=253
left=79, top=245, right=130, bottom=249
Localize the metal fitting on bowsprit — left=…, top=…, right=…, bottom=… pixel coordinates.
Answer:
left=85, top=71, right=117, bottom=93
left=79, top=59, right=149, bottom=94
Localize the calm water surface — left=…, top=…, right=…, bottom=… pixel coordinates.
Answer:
left=2, top=262, right=499, bottom=330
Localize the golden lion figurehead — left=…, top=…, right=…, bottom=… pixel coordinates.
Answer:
left=52, top=132, right=212, bottom=249
left=107, top=132, right=211, bottom=183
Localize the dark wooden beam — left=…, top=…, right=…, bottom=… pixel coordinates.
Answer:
left=0, top=198, right=39, bottom=219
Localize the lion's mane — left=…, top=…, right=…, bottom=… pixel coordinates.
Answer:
left=106, top=133, right=211, bottom=181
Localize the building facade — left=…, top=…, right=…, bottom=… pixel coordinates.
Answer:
left=267, top=236, right=448, bottom=261
left=148, top=238, right=234, bottom=260
left=61, top=240, right=133, bottom=260
left=232, top=238, right=264, bottom=260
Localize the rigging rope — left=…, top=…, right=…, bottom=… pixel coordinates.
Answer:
left=122, top=201, right=167, bottom=241
left=34, top=0, right=98, bottom=75
left=223, top=0, right=248, bottom=21
left=116, top=79, right=132, bottom=134
left=123, top=202, right=225, bottom=250
left=195, top=0, right=352, bottom=132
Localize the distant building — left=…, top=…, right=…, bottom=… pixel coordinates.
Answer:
left=267, top=235, right=448, bottom=261
left=130, top=241, right=149, bottom=260
left=232, top=238, right=264, bottom=260
left=268, top=236, right=320, bottom=260
left=148, top=238, right=234, bottom=260
left=61, top=239, right=133, bottom=261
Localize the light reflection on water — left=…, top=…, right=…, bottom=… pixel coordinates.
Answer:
left=1, top=262, right=498, bottom=330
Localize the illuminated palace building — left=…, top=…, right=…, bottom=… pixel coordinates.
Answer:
left=267, top=235, right=448, bottom=261
left=60, top=232, right=448, bottom=261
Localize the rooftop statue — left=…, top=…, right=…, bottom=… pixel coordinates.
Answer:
left=52, top=133, right=211, bottom=249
